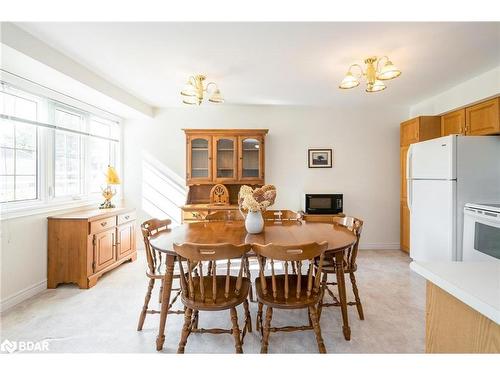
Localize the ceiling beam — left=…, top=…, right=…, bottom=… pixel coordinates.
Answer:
left=1, top=22, right=154, bottom=118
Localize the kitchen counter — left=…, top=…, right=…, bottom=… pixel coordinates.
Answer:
left=411, top=261, right=500, bottom=353
left=410, top=261, right=500, bottom=324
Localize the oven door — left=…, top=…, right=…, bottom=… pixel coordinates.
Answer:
left=463, top=207, right=500, bottom=262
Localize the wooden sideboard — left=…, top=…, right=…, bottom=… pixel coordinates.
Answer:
left=48, top=207, right=137, bottom=289
left=181, top=203, right=240, bottom=223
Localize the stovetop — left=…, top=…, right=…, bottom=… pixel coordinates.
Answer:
left=465, top=203, right=500, bottom=213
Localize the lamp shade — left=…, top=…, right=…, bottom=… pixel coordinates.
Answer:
left=105, top=166, right=121, bottom=185
left=180, top=82, right=196, bottom=96
left=377, top=60, right=401, bottom=80
left=339, top=71, right=360, bottom=89
left=366, top=80, right=386, bottom=93
left=208, top=88, right=224, bottom=103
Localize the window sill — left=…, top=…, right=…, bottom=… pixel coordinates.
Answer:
left=0, top=197, right=111, bottom=221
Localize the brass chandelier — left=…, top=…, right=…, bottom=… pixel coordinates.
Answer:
left=180, top=74, right=224, bottom=105
left=339, top=56, right=401, bottom=93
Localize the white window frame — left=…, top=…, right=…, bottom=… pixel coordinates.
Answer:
left=0, top=83, right=122, bottom=220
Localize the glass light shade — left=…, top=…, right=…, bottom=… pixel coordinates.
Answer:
left=208, top=88, right=224, bottom=103
left=339, top=71, right=360, bottom=89
left=182, top=96, right=198, bottom=105
left=180, top=82, right=196, bottom=97
left=377, top=60, right=401, bottom=80
left=366, top=80, right=386, bottom=93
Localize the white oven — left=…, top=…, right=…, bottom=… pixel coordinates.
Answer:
left=463, top=203, right=500, bottom=262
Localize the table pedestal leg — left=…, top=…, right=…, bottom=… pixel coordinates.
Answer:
left=335, top=250, right=351, bottom=341
left=156, top=254, right=175, bottom=351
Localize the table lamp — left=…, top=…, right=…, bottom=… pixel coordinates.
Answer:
left=99, top=165, right=121, bottom=209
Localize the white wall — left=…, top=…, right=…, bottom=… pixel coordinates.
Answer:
left=122, top=104, right=407, bottom=250
left=410, top=66, right=500, bottom=117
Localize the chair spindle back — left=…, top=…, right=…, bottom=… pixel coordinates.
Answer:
left=141, top=218, right=172, bottom=273
left=332, top=216, right=363, bottom=268
left=173, top=243, right=251, bottom=303
left=253, top=241, right=328, bottom=300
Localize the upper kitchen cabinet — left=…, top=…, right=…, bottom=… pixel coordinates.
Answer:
left=441, top=109, right=466, bottom=136
left=184, top=129, right=268, bottom=185
left=400, top=116, right=441, bottom=146
left=465, top=97, right=500, bottom=136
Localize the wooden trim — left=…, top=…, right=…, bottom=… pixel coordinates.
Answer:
left=438, top=94, right=500, bottom=117
left=183, top=128, right=269, bottom=135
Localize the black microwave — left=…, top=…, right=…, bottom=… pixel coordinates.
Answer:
left=305, top=194, right=343, bottom=214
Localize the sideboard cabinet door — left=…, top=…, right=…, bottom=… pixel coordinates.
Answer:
left=93, top=228, right=116, bottom=272
left=116, top=222, right=136, bottom=260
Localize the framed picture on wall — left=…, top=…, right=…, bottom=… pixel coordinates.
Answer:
left=308, top=148, right=333, bottom=168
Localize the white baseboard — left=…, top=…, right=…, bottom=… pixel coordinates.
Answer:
left=359, top=243, right=401, bottom=250
left=0, top=279, right=47, bottom=313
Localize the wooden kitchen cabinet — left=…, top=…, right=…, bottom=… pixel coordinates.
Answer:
left=184, top=129, right=268, bottom=185
left=465, top=97, right=500, bottom=135
left=400, top=145, right=409, bottom=201
left=441, top=109, right=465, bottom=136
left=400, top=116, right=441, bottom=146
left=400, top=200, right=410, bottom=253
left=48, top=207, right=136, bottom=289
left=399, top=116, right=440, bottom=253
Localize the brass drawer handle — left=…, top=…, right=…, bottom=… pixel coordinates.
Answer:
left=100, top=222, right=107, bottom=227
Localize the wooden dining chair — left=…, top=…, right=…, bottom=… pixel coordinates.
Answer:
left=137, top=219, right=184, bottom=331
left=262, top=209, right=301, bottom=222
left=173, top=242, right=252, bottom=353
left=317, top=216, right=364, bottom=320
left=252, top=241, right=329, bottom=353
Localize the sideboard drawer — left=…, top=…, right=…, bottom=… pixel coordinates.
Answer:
left=117, top=211, right=136, bottom=225
left=90, top=216, right=117, bottom=234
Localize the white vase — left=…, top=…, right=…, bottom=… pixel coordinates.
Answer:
left=245, top=210, right=264, bottom=234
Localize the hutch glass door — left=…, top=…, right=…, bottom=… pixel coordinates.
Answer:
left=238, top=136, right=263, bottom=181
left=188, top=136, right=212, bottom=183
left=214, top=136, right=237, bottom=182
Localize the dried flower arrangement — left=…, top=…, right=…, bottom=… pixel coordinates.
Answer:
left=238, top=184, right=277, bottom=212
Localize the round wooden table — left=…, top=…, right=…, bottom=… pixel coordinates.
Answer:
left=149, top=220, right=356, bottom=351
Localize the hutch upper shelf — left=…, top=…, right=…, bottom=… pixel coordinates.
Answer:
left=184, top=129, right=268, bottom=185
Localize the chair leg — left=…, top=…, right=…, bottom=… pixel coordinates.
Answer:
left=261, top=306, right=273, bottom=353
left=230, top=307, right=243, bottom=353
left=177, top=308, right=193, bottom=354
left=245, top=257, right=255, bottom=302
left=158, top=278, right=164, bottom=304
left=244, top=299, right=252, bottom=333
left=309, top=305, right=326, bottom=353
left=317, top=272, right=328, bottom=321
left=256, top=302, right=264, bottom=335
left=137, top=278, right=155, bottom=331
left=349, top=271, right=364, bottom=320
left=192, top=310, right=199, bottom=329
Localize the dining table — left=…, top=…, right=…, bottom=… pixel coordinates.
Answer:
left=149, top=219, right=357, bottom=351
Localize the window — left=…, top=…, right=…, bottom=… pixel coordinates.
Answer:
left=0, top=91, right=39, bottom=203
left=0, top=83, right=121, bottom=215
left=54, top=107, right=84, bottom=197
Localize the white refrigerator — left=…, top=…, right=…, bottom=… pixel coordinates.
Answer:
left=407, top=135, right=500, bottom=262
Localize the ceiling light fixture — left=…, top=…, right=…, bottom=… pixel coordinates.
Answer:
left=181, top=74, right=224, bottom=105
left=339, top=56, right=401, bottom=93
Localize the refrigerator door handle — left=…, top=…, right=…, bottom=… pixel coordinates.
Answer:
left=406, top=146, right=413, bottom=213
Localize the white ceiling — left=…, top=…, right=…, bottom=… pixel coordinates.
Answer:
left=14, top=22, right=500, bottom=109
